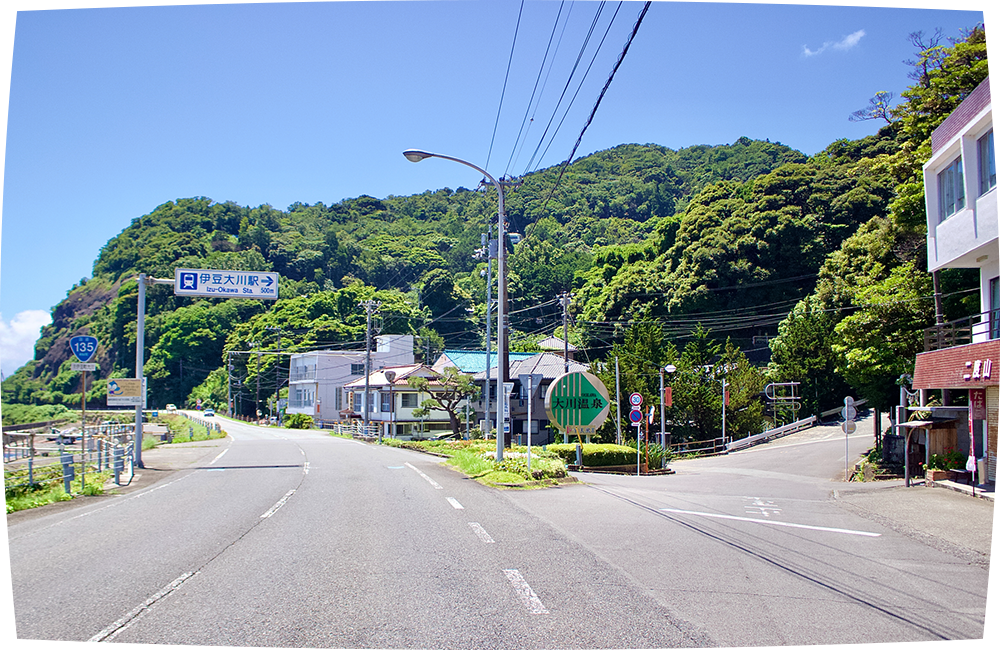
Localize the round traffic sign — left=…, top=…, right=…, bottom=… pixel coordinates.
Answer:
left=629, top=392, right=643, bottom=407
left=628, top=409, right=643, bottom=424
left=544, top=371, right=612, bottom=435
left=842, top=420, right=857, bottom=434
left=841, top=406, right=857, bottom=421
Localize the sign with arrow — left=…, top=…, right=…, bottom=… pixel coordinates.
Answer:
left=174, top=268, right=279, bottom=300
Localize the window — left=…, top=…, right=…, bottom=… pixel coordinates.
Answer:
left=991, top=277, right=999, bottom=340
left=380, top=392, right=393, bottom=412
left=350, top=363, right=365, bottom=376
left=979, top=130, right=996, bottom=195
left=401, top=393, right=419, bottom=408
left=938, top=157, right=965, bottom=220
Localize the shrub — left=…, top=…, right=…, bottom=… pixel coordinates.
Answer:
left=927, top=448, right=966, bottom=470
left=284, top=413, right=313, bottom=429
left=546, top=443, right=641, bottom=467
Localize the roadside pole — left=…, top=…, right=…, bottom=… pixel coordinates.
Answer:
left=135, top=274, right=146, bottom=468
left=80, top=369, right=87, bottom=491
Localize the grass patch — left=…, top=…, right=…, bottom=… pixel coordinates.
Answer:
left=5, top=468, right=113, bottom=514
left=385, top=439, right=570, bottom=488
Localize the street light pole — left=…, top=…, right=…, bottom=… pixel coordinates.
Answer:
left=403, top=149, right=509, bottom=462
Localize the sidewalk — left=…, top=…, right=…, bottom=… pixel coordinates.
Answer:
left=833, top=479, right=994, bottom=566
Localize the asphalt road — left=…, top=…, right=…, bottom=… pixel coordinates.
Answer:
left=3, top=414, right=995, bottom=649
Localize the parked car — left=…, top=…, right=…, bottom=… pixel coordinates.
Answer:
left=203, top=409, right=215, bottom=417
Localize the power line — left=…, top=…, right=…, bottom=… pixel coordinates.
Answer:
left=485, top=0, right=526, bottom=171
left=521, top=1, right=610, bottom=174
left=504, top=0, right=570, bottom=177
left=541, top=1, right=652, bottom=208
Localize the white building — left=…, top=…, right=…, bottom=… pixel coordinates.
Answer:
left=286, top=334, right=414, bottom=423
left=344, top=365, right=459, bottom=440
left=913, top=76, right=997, bottom=485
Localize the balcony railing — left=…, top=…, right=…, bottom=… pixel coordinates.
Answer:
left=289, top=369, right=317, bottom=382
left=923, top=310, right=999, bottom=351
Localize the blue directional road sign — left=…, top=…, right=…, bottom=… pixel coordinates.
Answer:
left=174, top=268, right=279, bottom=300
left=69, top=336, right=99, bottom=363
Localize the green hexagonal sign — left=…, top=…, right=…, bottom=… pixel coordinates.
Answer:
left=544, top=371, right=611, bottom=435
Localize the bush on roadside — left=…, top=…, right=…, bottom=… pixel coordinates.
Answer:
left=546, top=443, right=642, bottom=467
left=284, top=413, right=313, bottom=429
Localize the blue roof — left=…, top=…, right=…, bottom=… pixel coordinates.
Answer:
left=436, top=350, right=536, bottom=374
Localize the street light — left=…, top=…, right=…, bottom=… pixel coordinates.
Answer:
left=403, top=149, right=509, bottom=462
left=661, top=365, right=676, bottom=467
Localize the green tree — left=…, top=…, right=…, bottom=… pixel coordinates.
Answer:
left=408, top=366, right=480, bottom=437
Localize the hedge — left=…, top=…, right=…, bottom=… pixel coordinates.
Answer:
left=545, top=443, right=640, bottom=467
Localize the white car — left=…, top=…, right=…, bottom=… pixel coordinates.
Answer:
left=203, top=409, right=215, bottom=417
left=166, top=404, right=177, bottom=411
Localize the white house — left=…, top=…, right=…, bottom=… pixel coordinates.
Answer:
left=286, top=334, right=414, bottom=423
left=913, top=76, right=997, bottom=485
left=344, top=365, right=461, bottom=440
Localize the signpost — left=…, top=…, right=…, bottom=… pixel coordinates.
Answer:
left=174, top=268, right=279, bottom=300
left=518, top=373, right=543, bottom=472
left=843, top=396, right=856, bottom=482
left=69, top=336, right=99, bottom=492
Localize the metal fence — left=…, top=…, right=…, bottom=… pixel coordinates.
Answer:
left=4, top=422, right=136, bottom=496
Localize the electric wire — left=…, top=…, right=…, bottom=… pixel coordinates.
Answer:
left=541, top=0, right=653, bottom=208
left=485, top=0, right=526, bottom=171
left=533, top=1, right=625, bottom=170
left=521, top=1, right=610, bottom=174
left=504, top=0, right=568, bottom=177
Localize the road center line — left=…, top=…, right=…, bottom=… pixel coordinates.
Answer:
left=208, top=449, right=228, bottom=465
left=87, top=571, right=198, bottom=642
left=446, top=497, right=464, bottom=509
left=260, top=489, right=296, bottom=519
left=468, top=522, right=495, bottom=543
left=405, top=462, right=443, bottom=489
left=503, top=569, right=549, bottom=614
left=659, top=508, right=881, bottom=537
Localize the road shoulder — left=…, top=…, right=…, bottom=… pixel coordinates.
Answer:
left=5, top=437, right=229, bottom=526
left=832, top=481, right=994, bottom=568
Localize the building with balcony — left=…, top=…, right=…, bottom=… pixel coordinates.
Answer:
left=344, top=365, right=459, bottom=440
left=286, top=334, right=414, bottom=423
left=912, top=76, right=997, bottom=485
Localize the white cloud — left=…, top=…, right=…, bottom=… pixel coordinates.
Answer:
left=803, top=29, right=866, bottom=57
left=834, top=29, right=866, bottom=51
left=0, top=310, right=52, bottom=378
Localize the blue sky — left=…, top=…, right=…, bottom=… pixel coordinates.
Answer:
left=0, top=0, right=993, bottom=377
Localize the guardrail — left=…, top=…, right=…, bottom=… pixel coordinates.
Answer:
left=4, top=424, right=136, bottom=496
left=669, top=436, right=727, bottom=457
left=726, top=416, right=818, bottom=452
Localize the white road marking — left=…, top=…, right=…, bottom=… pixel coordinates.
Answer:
left=405, top=462, right=443, bottom=489
left=260, top=489, right=296, bottom=519
left=503, top=569, right=549, bottom=614
left=743, top=496, right=782, bottom=518
left=208, top=449, right=228, bottom=465
left=468, top=522, right=495, bottom=543
left=660, top=508, right=880, bottom=537
left=447, top=497, right=464, bottom=509
left=88, top=571, right=198, bottom=642
left=302, top=461, right=310, bottom=475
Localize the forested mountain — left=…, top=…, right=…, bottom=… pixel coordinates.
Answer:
left=1, top=25, right=987, bottom=429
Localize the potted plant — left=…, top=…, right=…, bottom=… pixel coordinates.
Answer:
left=925, top=448, right=967, bottom=481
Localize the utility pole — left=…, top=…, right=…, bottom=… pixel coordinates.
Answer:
left=559, top=292, right=573, bottom=374
left=480, top=232, right=495, bottom=440
left=360, top=299, right=381, bottom=435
